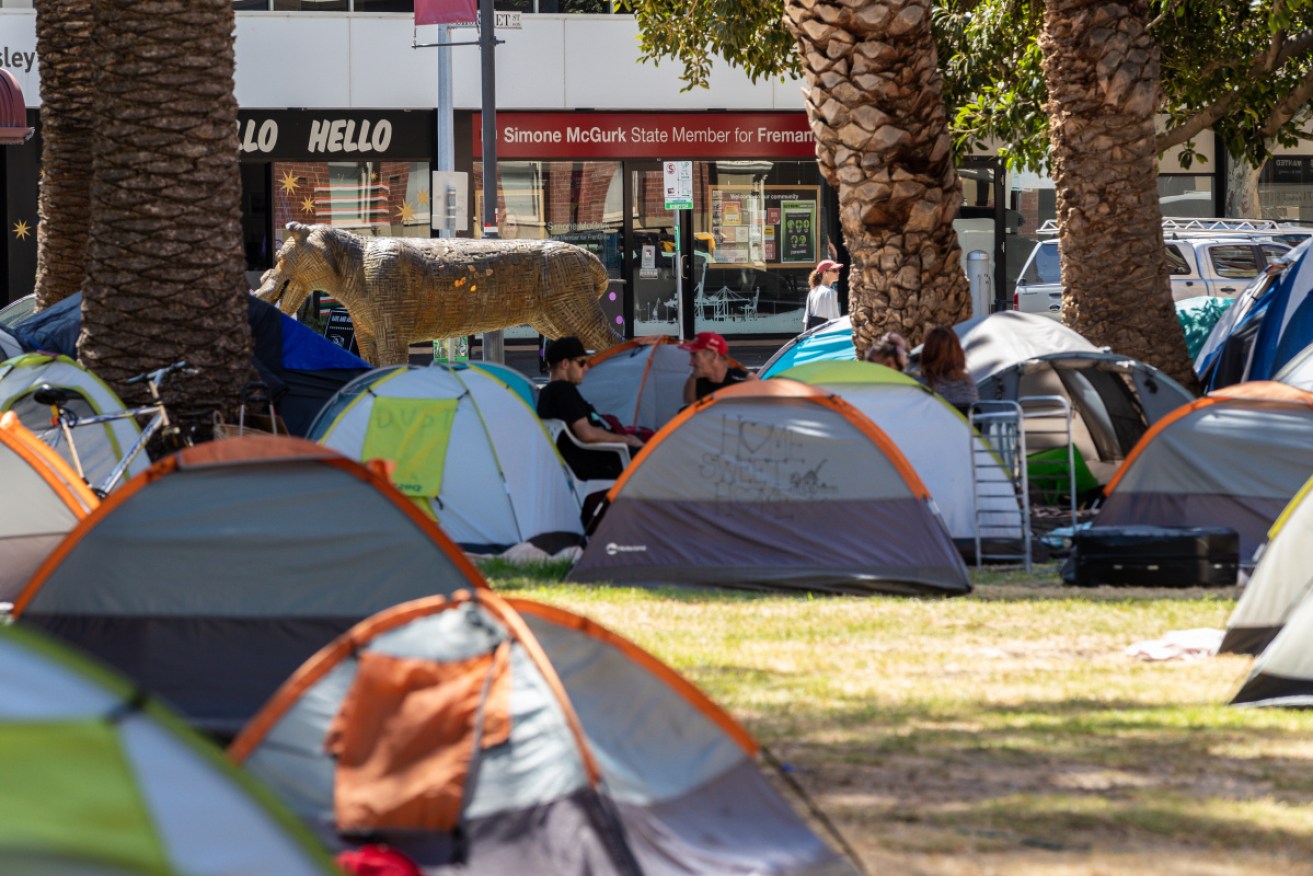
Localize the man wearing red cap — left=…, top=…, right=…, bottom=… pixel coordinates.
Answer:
left=680, top=331, right=757, bottom=404
left=804, top=259, right=843, bottom=330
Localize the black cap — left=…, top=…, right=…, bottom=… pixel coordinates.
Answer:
left=545, top=336, right=592, bottom=366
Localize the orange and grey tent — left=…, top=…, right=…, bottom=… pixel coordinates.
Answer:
left=230, top=589, right=857, bottom=875
left=580, top=335, right=745, bottom=432
left=12, top=435, right=487, bottom=739
left=0, top=411, right=97, bottom=602
left=569, top=380, right=971, bottom=596
left=1093, top=382, right=1313, bottom=563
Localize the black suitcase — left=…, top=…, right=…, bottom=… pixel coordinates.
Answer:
left=1069, top=525, right=1239, bottom=587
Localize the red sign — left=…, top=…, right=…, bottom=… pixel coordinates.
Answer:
left=473, top=112, right=815, bottom=160
left=415, top=0, right=476, bottom=25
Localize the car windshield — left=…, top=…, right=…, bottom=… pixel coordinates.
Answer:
left=1022, top=241, right=1062, bottom=284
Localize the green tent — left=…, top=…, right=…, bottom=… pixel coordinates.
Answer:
left=0, top=625, right=336, bottom=875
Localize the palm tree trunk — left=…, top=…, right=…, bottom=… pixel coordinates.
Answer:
left=33, top=1, right=96, bottom=309
left=80, top=0, right=252, bottom=434
left=1040, top=0, right=1197, bottom=390
left=784, top=0, right=971, bottom=354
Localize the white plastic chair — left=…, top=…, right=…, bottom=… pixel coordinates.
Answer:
left=540, top=418, right=631, bottom=499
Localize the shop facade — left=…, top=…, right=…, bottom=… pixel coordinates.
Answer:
left=0, top=9, right=1113, bottom=335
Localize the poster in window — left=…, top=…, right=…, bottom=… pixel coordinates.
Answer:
left=780, top=201, right=817, bottom=264
left=708, top=185, right=821, bottom=267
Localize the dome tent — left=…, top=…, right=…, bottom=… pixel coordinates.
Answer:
left=0, top=352, right=151, bottom=490
left=779, top=360, right=1023, bottom=552
left=309, top=364, right=583, bottom=554
left=1093, top=382, right=1313, bottom=565
left=580, top=334, right=745, bottom=431
left=569, top=380, right=971, bottom=596
left=929, top=311, right=1195, bottom=488
left=0, top=411, right=97, bottom=602
left=1221, top=473, right=1313, bottom=654
left=759, top=316, right=856, bottom=378
left=230, top=589, right=856, bottom=875
left=13, top=435, right=487, bottom=739
left=0, top=624, right=336, bottom=875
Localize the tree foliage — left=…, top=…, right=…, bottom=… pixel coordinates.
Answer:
left=619, top=0, right=1313, bottom=172
left=951, top=0, right=1313, bottom=171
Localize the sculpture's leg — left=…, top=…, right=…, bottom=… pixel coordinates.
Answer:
left=545, top=288, right=621, bottom=352
left=354, top=327, right=380, bottom=367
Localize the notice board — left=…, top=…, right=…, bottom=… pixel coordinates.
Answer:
left=708, top=185, right=821, bottom=267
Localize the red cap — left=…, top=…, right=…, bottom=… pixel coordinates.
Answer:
left=816, top=259, right=844, bottom=273
left=337, top=846, right=423, bottom=876
left=679, top=331, right=728, bottom=356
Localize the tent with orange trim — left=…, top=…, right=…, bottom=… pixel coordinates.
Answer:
left=1092, top=382, right=1313, bottom=564
left=230, top=589, right=857, bottom=875
left=0, top=411, right=97, bottom=602
left=569, top=380, right=971, bottom=595
left=578, top=335, right=744, bottom=432
left=12, top=435, right=487, bottom=739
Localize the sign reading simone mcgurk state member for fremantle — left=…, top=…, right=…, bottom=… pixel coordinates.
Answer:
left=237, top=110, right=434, bottom=161
left=474, top=112, right=815, bottom=160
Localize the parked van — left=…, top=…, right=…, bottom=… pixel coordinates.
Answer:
left=1014, top=218, right=1300, bottom=319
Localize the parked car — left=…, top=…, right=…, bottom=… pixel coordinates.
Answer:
left=1014, top=235, right=1291, bottom=319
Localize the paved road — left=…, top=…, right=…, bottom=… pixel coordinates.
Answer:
left=412, top=338, right=789, bottom=378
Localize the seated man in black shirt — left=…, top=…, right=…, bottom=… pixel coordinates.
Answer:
left=680, top=331, right=758, bottom=404
left=537, top=336, right=644, bottom=481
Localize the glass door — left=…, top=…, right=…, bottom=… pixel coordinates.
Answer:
left=628, top=162, right=681, bottom=337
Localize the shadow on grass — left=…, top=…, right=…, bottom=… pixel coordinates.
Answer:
left=762, top=697, right=1313, bottom=857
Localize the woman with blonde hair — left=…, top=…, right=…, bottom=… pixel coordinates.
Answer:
left=918, top=326, right=978, bottom=411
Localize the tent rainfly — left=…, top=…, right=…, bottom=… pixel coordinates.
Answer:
left=0, top=624, right=337, bottom=875
left=0, top=411, right=97, bottom=602
left=1093, top=382, right=1313, bottom=565
left=309, top=364, right=583, bottom=553
left=569, top=379, right=971, bottom=596
left=231, top=589, right=857, bottom=875
left=12, top=435, right=488, bottom=738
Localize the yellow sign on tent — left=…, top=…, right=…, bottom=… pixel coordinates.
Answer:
left=362, top=397, right=458, bottom=497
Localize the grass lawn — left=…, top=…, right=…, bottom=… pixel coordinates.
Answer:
left=481, top=559, right=1313, bottom=875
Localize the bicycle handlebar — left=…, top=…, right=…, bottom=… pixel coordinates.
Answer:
left=125, top=360, right=192, bottom=386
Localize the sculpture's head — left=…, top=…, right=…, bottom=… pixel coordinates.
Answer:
left=255, top=222, right=345, bottom=315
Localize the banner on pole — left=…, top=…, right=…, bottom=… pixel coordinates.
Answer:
left=415, top=0, right=476, bottom=26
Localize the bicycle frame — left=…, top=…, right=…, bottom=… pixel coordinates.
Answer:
left=43, top=361, right=192, bottom=496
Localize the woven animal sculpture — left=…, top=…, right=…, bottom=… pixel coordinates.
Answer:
left=256, top=222, right=621, bottom=365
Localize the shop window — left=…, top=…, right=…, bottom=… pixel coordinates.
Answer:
left=270, top=160, right=430, bottom=241
left=272, top=0, right=349, bottom=9
left=1158, top=174, right=1214, bottom=217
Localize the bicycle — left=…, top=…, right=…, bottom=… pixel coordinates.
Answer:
left=33, top=360, right=198, bottom=497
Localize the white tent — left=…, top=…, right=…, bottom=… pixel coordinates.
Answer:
left=779, top=361, right=1023, bottom=550
left=1221, top=474, right=1313, bottom=654
left=311, top=364, right=584, bottom=553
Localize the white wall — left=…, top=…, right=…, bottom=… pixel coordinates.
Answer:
left=0, top=10, right=805, bottom=112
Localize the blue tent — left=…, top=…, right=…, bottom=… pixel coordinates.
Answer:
left=1196, top=240, right=1313, bottom=391
left=759, top=316, right=855, bottom=378
left=12, top=294, right=369, bottom=436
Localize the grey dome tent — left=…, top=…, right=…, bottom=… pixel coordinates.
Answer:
left=230, top=589, right=857, bottom=875
left=13, top=435, right=487, bottom=739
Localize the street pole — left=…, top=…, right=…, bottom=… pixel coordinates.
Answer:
left=437, top=24, right=460, bottom=366
left=479, top=0, right=504, bottom=363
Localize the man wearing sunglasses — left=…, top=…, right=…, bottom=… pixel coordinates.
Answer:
left=537, top=336, right=644, bottom=481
